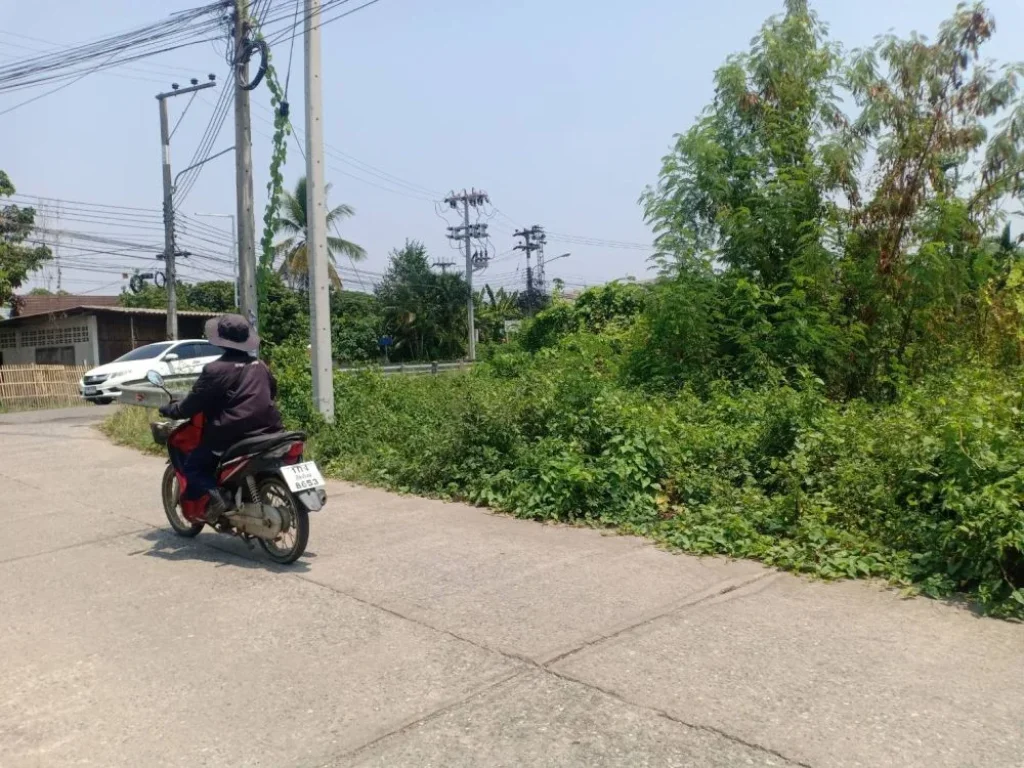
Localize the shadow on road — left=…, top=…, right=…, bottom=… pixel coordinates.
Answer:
left=137, top=528, right=312, bottom=574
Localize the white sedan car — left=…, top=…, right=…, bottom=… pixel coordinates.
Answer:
left=80, top=339, right=223, bottom=404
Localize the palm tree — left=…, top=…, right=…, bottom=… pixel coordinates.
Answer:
left=273, top=176, right=366, bottom=290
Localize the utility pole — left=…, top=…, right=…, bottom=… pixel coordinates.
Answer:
left=195, top=213, right=238, bottom=308
left=445, top=189, right=490, bottom=361
left=53, top=202, right=62, bottom=292
left=305, top=0, right=334, bottom=420
left=158, top=94, right=177, bottom=340
left=433, top=260, right=456, bottom=274
left=156, top=77, right=215, bottom=340
left=234, top=0, right=258, bottom=330
left=514, top=225, right=546, bottom=314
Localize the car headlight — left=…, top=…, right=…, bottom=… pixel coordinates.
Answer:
left=105, top=369, right=134, bottom=382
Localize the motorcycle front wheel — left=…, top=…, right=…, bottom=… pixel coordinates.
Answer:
left=256, top=477, right=309, bottom=564
left=161, top=464, right=205, bottom=537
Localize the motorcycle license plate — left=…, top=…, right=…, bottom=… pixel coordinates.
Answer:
left=281, top=461, right=326, bottom=492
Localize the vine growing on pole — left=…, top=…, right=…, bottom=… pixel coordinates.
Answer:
left=250, top=28, right=291, bottom=323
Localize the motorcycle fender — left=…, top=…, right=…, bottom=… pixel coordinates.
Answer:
left=295, top=487, right=327, bottom=512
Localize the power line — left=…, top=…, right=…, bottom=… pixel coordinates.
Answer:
left=175, top=76, right=233, bottom=206
left=249, top=102, right=440, bottom=201
left=0, top=50, right=120, bottom=117
left=0, top=2, right=229, bottom=96
left=11, top=194, right=236, bottom=246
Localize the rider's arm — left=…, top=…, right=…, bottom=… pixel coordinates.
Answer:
left=164, top=367, right=218, bottom=420
left=267, top=364, right=278, bottom=400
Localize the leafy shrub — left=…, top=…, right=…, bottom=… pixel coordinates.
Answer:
left=268, top=340, right=1024, bottom=616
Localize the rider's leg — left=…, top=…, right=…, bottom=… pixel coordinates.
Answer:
left=181, top=445, right=228, bottom=521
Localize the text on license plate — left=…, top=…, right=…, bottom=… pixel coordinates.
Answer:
left=281, top=461, right=325, bottom=492
left=84, top=386, right=97, bottom=396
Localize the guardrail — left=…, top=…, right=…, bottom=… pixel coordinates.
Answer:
left=117, top=362, right=472, bottom=407
left=337, top=362, right=472, bottom=376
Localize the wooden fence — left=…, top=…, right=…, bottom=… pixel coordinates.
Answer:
left=0, top=364, right=89, bottom=411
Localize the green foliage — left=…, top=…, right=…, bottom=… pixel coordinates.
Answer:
left=517, top=281, right=649, bottom=353
left=259, top=272, right=309, bottom=348
left=262, top=343, right=1024, bottom=616
left=475, top=285, right=521, bottom=343
left=273, top=176, right=366, bottom=291
left=330, top=289, right=382, bottom=362
left=252, top=2, right=1024, bottom=616
left=0, top=171, right=50, bottom=307
left=257, top=42, right=290, bottom=320
left=375, top=241, right=469, bottom=361
left=118, top=280, right=236, bottom=312
left=100, top=406, right=164, bottom=456
left=639, top=1, right=1024, bottom=398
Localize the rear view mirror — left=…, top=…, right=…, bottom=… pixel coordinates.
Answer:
left=146, top=370, right=165, bottom=388
left=163, top=352, right=179, bottom=362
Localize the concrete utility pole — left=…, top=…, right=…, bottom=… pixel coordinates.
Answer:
left=513, top=225, right=546, bottom=315
left=158, top=95, right=177, bottom=340
left=156, top=78, right=216, bottom=340
left=444, top=189, right=490, bottom=361
left=234, top=0, right=258, bottom=330
left=305, top=0, right=334, bottom=420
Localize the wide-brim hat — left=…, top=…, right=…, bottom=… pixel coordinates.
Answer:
left=205, top=314, right=259, bottom=352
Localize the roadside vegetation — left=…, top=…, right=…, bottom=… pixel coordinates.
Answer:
left=106, top=1, right=1024, bottom=616
left=101, top=406, right=162, bottom=456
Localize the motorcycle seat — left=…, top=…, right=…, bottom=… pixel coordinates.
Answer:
left=220, top=431, right=306, bottom=462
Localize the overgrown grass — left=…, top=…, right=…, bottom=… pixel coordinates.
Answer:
left=104, top=340, right=1024, bottom=617
left=276, top=339, right=1024, bottom=617
left=100, top=406, right=163, bottom=456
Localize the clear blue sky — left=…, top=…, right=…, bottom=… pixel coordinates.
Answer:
left=4, top=0, right=1024, bottom=295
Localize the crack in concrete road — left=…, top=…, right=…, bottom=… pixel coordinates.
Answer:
left=210, top=539, right=809, bottom=767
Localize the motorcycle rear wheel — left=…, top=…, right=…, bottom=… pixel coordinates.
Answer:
left=161, top=464, right=205, bottom=537
left=256, top=477, right=309, bottom=564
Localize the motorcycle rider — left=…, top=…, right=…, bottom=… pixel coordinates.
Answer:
left=158, top=314, right=284, bottom=521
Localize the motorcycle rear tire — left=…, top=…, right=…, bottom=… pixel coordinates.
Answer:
left=256, top=477, right=309, bottom=564
left=161, top=464, right=205, bottom=537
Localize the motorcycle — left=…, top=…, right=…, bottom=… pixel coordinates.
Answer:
left=145, top=369, right=326, bottom=564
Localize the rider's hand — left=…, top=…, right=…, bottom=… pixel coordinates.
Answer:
left=158, top=403, right=174, bottom=418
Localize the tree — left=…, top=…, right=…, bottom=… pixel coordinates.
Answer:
left=260, top=272, right=310, bottom=347
left=273, top=175, right=365, bottom=290
left=0, top=171, right=50, bottom=308
left=331, top=290, right=382, bottom=362
left=639, top=1, right=1024, bottom=396
left=185, top=280, right=236, bottom=312
left=119, top=280, right=236, bottom=313
left=475, top=285, right=521, bottom=343
left=376, top=241, right=469, bottom=361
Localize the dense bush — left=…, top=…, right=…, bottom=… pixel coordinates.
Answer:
left=269, top=335, right=1024, bottom=616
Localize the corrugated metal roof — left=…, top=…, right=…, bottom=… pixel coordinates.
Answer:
left=0, top=304, right=220, bottom=325
left=79, top=305, right=220, bottom=317
left=13, top=294, right=119, bottom=317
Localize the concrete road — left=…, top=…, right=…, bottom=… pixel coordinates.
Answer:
left=1, top=407, right=1022, bottom=768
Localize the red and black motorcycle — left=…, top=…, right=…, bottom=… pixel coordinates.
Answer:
left=146, top=370, right=326, bottom=564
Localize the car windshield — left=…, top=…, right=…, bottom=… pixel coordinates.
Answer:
left=113, top=342, right=175, bottom=362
